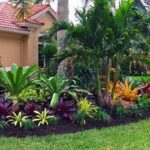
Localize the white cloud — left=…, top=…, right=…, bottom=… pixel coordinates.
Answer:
left=0, top=0, right=83, bottom=22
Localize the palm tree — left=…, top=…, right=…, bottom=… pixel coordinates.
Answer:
left=51, top=0, right=148, bottom=105
left=56, top=0, right=69, bottom=75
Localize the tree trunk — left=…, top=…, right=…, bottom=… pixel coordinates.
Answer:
left=96, top=66, right=104, bottom=106
left=57, top=0, right=69, bottom=76
left=102, top=56, right=109, bottom=76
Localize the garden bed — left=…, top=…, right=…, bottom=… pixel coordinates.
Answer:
left=1, top=109, right=150, bottom=137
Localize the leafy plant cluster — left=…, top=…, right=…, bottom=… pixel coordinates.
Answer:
left=0, top=64, right=111, bottom=130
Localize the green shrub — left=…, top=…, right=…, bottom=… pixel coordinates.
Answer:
left=23, top=119, right=35, bottom=130
left=47, top=116, right=60, bottom=125
left=94, top=109, right=112, bottom=122
left=18, top=85, right=48, bottom=102
left=115, top=106, right=129, bottom=119
left=0, top=120, right=8, bottom=130
left=126, top=76, right=150, bottom=83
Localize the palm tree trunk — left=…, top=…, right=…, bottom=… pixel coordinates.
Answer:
left=96, top=65, right=104, bottom=106
left=57, top=0, right=69, bottom=76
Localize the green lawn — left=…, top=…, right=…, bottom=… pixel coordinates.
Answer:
left=0, top=119, right=150, bottom=150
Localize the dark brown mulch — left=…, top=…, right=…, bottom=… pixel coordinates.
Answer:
left=0, top=109, right=150, bottom=138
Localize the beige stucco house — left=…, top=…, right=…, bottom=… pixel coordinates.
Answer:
left=0, top=2, right=57, bottom=67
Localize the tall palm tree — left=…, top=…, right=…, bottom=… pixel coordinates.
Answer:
left=57, top=0, right=91, bottom=75
left=51, top=0, right=148, bottom=105
left=56, top=0, right=69, bottom=75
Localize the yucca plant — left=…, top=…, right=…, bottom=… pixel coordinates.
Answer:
left=0, top=64, right=38, bottom=104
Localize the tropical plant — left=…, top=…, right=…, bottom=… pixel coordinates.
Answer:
left=51, top=0, right=148, bottom=105
left=18, top=85, right=47, bottom=102
left=41, top=43, right=58, bottom=75
left=6, top=112, right=28, bottom=127
left=129, top=104, right=143, bottom=117
left=116, top=80, right=141, bottom=101
left=9, top=0, right=32, bottom=20
left=39, top=75, right=89, bottom=108
left=142, top=84, right=150, bottom=97
left=94, top=108, right=111, bottom=122
left=75, top=111, right=87, bottom=126
left=0, top=121, right=8, bottom=130
left=109, top=80, right=140, bottom=102
left=24, top=102, right=42, bottom=116
left=0, top=101, right=12, bottom=119
left=22, top=119, right=35, bottom=130
left=108, top=81, right=121, bottom=103
left=0, top=64, right=38, bottom=104
left=137, top=95, right=150, bottom=111
left=33, top=108, right=55, bottom=126
left=76, top=98, right=98, bottom=125
left=50, top=98, right=77, bottom=120
left=115, top=106, right=129, bottom=118
left=126, top=76, right=150, bottom=83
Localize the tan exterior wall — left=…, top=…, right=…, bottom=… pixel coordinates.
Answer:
left=0, top=12, right=55, bottom=67
left=0, top=31, right=25, bottom=67
left=23, top=12, right=55, bottom=66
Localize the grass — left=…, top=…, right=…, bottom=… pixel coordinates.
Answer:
left=0, top=119, right=150, bottom=150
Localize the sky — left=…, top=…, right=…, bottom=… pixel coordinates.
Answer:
left=0, top=0, right=120, bottom=22
left=51, top=0, right=83, bottom=22
left=0, top=0, right=83, bottom=23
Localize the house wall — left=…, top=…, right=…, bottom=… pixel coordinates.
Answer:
left=0, top=31, right=24, bottom=67
left=23, top=12, right=55, bottom=66
left=0, top=12, right=55, bottom=67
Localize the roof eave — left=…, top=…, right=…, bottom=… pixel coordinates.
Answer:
left=30, top=7, right=57, bottom=20
left=15, top=21, right=43, bottom=29
left=0, top=27, right=31, bottom=35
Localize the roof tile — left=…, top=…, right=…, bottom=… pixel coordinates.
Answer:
left=0, top=3, right=53, bottom=32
